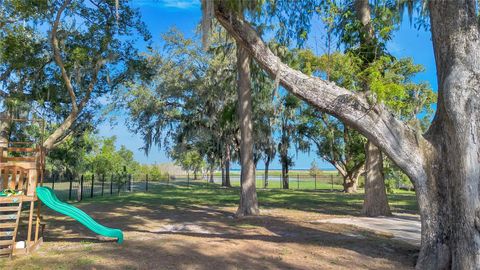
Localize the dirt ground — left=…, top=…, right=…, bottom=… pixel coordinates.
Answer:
left=1, top=201, right=418, bottom=270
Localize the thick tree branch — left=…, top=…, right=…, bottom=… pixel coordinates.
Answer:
left=44, top=0, right=106, bottom=151
left=51, top=0, right=78, bottom=112
left=43, top=111, right=77, bottom=150
left=214, top=5, right=429, bottom=182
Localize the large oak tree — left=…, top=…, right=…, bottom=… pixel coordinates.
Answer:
left=0, top=0, right=150, bottom=151
left=214, top=0, right=480, bottom=269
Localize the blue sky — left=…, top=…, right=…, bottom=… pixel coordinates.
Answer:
left=98, top=1, right=437, bottom=170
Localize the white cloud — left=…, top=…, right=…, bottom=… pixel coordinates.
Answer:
left=132, top=0, right=200, bottom=10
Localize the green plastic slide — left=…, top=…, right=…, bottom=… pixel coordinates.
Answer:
left=36, top=186, right=124, bottom=243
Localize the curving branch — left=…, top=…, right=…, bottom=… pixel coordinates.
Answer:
left=51, top=0, right=77, bottom=112
left=214, top=3, right=428, bottom=182
left=44, top=0, right=106, bottom=151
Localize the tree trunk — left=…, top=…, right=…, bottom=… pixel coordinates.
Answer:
left=0, top=111, right=10, bottom=148
left=282, top=161, right=289, bottom=189
left=280, top=124, right=289, bottom=189
left=221, top=162, right=225, bottom=186
left=209, top=165, right=214, bottom=183
left=194, top=170, right=198, bottom=180
left=412, top=1, right=480, bottom=269
left=224, top=143, right=231, bottom=187
left=353, top=0, right=391, bottom=217
left=343, top=176, right=358, bottom=193
left=235, top=42, right=259, bottom=217
left=362, top=141, right=391, bottom=216
left=264, top=156, right=270, bottom=188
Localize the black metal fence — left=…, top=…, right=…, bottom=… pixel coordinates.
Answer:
left=43, top=173, right=142, bottom=201
left=166, top=173, right=348, bottom=190
left=42, top=171, right=352, bottom=202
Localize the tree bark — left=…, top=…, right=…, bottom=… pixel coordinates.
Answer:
left=361, top=141, right=391, bottom=216
left=264, top=156, right=270, bottom=188
left=362, top=140, right=391, bottom=214
left=413, top=1, right=480, bottom=269
left=343, top=175, right=358, bottom=193
left=282, top=160, right=289, bottom=189
left=0, top=111, right=10, bottom=148
left=235, top=42, right=259, bottom=217
left=332, top=160, right=362, bottom=193
left=225, top=144, right=231, bottom=187
left=221, top=162, right=225, bottom=186
left=209, top=164, right=214, bottom=183
left=354, top=0, right=391, bottom=216
left=280, top=120, right=290, bottom=189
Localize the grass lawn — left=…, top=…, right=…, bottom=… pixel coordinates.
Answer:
left=122, top=182, right=418, bottom=215
left=213, top=169, right=339, bottom=177
left=0, top=182, right=419, bottom=270
left=169, top=172, right=358, bottom=190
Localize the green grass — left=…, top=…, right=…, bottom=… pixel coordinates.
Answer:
left=79, top=181, right=418, bottom=216
left=170, top=172, right=348, bottom=190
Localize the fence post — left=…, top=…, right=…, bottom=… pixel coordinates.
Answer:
left=123, top=166, right=127, bottom=192
left=331, top=175, right=334, bottom=191
left=80, top=174, right=84, bottom=201
left=91, top=174, right=94, bottom=198
left=146, top=173, right=149, bottom=192
left=101, top=174, right=105, bottom=196
left=110, top=174, right=113, bottom=195
left=314, top=174, right=317, bottom=190
left=68, top=175, right=73, bottom=200
left=52, top=173, right=56, bottom=190
left=297, top=174, right=299, bottom=189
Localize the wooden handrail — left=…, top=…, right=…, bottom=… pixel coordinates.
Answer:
left=2, top=157, right=36, bottom=162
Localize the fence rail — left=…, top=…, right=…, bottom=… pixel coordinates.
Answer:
left=43, top=171, right=350, bottom=201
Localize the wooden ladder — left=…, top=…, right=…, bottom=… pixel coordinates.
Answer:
left=0, top=198, right=23, bottom=258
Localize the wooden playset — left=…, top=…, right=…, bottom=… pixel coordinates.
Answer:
left=0, top=118, right=45, bottom=258
left=0, top=117, right=123, bottom=259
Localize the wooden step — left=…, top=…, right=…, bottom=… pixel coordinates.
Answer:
left=0, top=214, right=17, bottom=221
left=5, top=147, right=38, bottom=153
left=3, top=157, right=35, bottom=162
left=0, top=240, right=13, bottom=246
left=0, top=206, right=21, bottom=212
left=0, top=223, right=17, bottom=229
left=0, top=197, right=23, bottom=203
left=0, top=231, right=14, bottom=237
left=0, top=248, right=12, bottom=255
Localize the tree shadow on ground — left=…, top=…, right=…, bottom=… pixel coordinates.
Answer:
left=37, top=200, right=419, bottom=269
